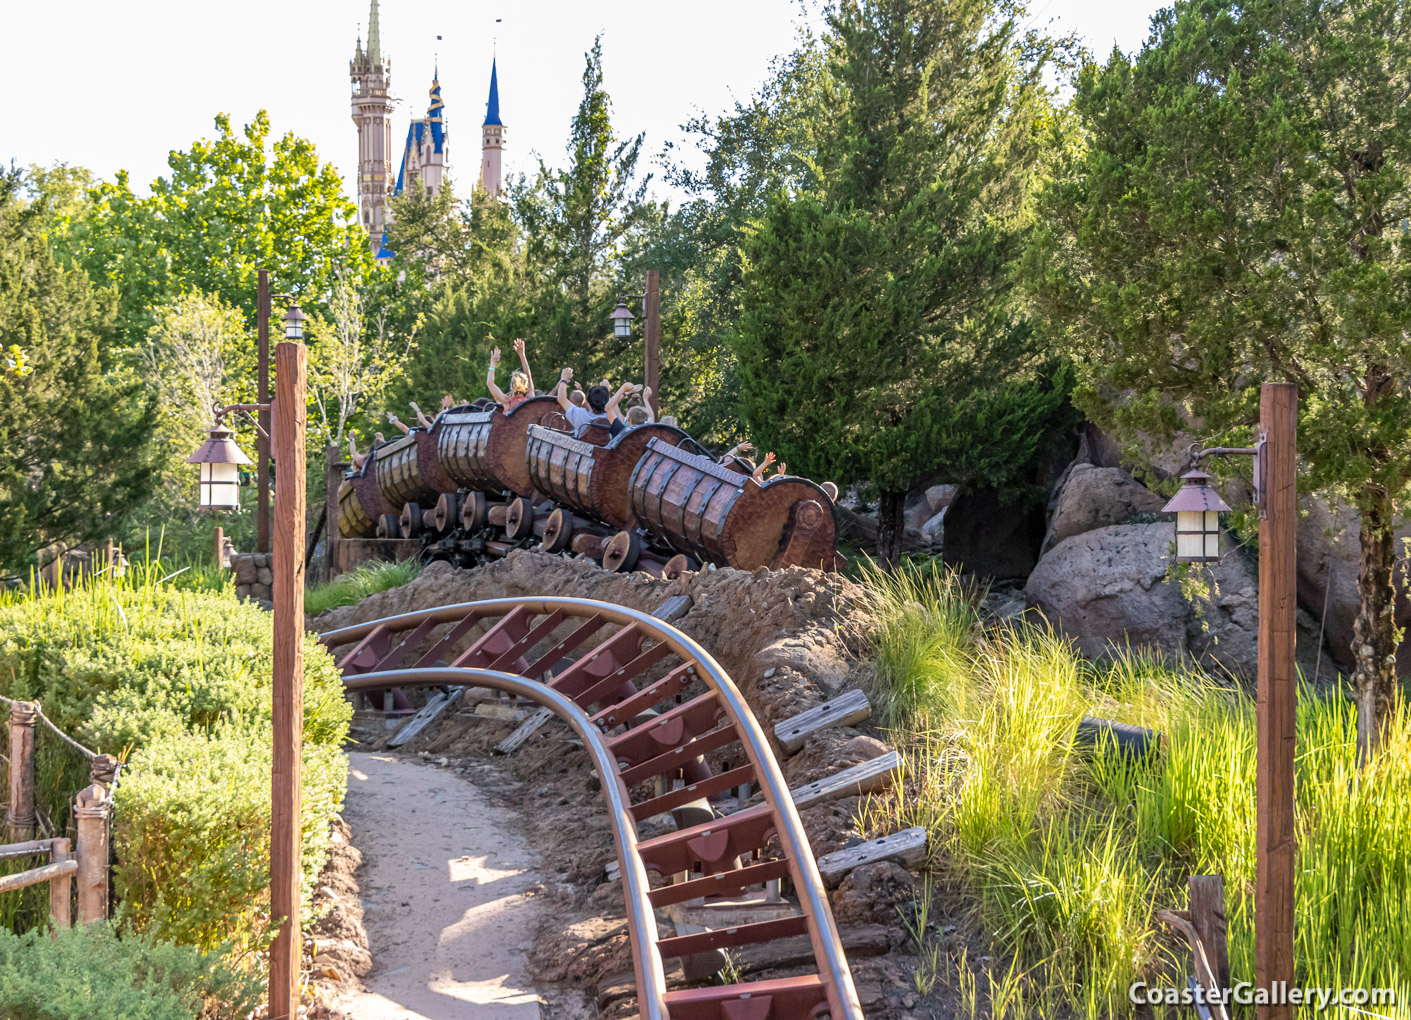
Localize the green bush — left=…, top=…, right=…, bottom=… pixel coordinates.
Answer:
left=0, top=569, right=351, bottom=751
left=0, top=920, right=260, bottom=1020
left=304, top=558, right=422, bottom=616
left=115, top=727, right=346, bottom=958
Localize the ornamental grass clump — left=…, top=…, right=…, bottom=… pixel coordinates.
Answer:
left=860, top=562, right=1411, bottom=1018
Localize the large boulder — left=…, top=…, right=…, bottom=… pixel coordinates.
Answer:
left=1042, top=465, right=1166, bottom=553
left=1296, top=496, right=1411, bottom=675
left=1026, top=523, right=1325, bottom=681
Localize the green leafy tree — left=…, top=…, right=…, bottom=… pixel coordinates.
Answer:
left=0, top=167, right=157, bottom=571
left=1027, top=0, right=1411, bottom=756
left=70, top=111, right=376, bottom=346
left=731, top=0, right=1075, bottom=563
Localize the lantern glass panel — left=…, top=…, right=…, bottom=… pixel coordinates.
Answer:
left=1204, top=510, right=1220, bottom=558
left=614, top=318, right=631, bottom=339
left=199, top=462, right=242, bottom=509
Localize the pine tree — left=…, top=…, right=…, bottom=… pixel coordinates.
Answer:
left=731, top=0, right=1074, bottom=563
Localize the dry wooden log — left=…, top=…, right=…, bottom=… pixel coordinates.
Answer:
left=496, top=707, right=554, bottom=754
left=790, top=750, right=901, bottom=810
left=0, top=838, right=56, bottom=861
left=773, top=689, right=872, bottom=754
left=816, top=827, right=928, bottom=886
left=736, top=923, right=890, bottom=975
left=388, top=689, right=464, bottom=748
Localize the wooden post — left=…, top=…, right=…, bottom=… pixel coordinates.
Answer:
left=1189, top=875, right=1230, bottom=1000
left=213, top=525, right=225, bottom=571
left=324, top=445, right=343, bottom=583
left=269, top=339, right=307, bottom=1020
left=103, top=538, right=116, bottom=574
left=1256, top=382, right=1297, bottom=1020
left=7, top=701, right=36, bottom=842
left=257, top=270, right=272, bottom=556
left=73, top=783, right=108, bottom=923
left=49, top=837, right=72, bottom=928
left=644, top=269, right=660, bottom=416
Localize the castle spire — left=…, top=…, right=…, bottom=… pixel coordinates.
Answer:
left=483, top=57, right=502, bottom=126
left=366, top=0, right=383, bottom=65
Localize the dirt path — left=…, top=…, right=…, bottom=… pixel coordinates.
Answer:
left=334, top=752, right=547, bottom=1020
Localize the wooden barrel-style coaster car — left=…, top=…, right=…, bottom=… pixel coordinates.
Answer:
left=629, top=439, right=837, bottom=571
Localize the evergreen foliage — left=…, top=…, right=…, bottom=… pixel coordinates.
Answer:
left=1027, top=0, right=1411, bottom=753
left=0, top=167, right=157, bottom=572
left=730, top=0, right=1077, bottom=561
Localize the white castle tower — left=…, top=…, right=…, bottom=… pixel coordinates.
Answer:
left=350, top=0, right=395, bottom=254
left=480, top=58, right=506, bottom=198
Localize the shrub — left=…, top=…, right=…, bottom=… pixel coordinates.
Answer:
left=0, top=570, right=351, bottom=751
left=114, top=727, right=347, bottom=959
left=0, top=920, right=260, bottom=1020
left=304, top=558, right=422, bottom=616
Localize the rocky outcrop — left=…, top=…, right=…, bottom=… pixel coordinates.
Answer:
left=1025, top=523, right=1326, bottom=681
left=1042, top=465, right=1166, bottom=553
left=1296, top=496, right=1411, bottom=675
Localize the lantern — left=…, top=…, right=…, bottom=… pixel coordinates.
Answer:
left=1162, top=470, right=1230, bottom=562
left=187, top=424, right=252, bottom=510
left=283, top=303, right=307, bottom=341
left=610, top=296, right=634, bottom=340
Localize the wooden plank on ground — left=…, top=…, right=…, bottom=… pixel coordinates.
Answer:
left=388, top=688, right=464, bottom=748
left=737, top=923, right=889, bottom=975
left=773, top=689, right=871, bottom=754
left=816, top=826, right=927, bottom=887
left=790, top=750, right=901, bottom=810
left=496, top=707, right=554, bottom=754
left=474, top=702, right=529, bottom=722
left=650, top=595, right=693, bottom=624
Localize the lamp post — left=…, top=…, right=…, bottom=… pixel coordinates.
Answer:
left=190, top=302, right=307, bottom=1020
left=1161, top=382, right=1297, bottom=1020
left=609, top=269, right=661, bottom=415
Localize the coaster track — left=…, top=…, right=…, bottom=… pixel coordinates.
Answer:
left=320, top=596, right=863, bottom=1020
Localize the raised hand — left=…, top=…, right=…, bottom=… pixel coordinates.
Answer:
left=513, top=337, right=526, bottom=356
left=489, top=347, right=501, bottom=369
left=738, top=440, right=755, bottom=453
left=560, top=367, right=573, bottom=383
left=441, top=394, right=454, bottom=410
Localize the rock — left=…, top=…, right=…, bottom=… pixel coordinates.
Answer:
left=1296, top=495, right=1411, bottom=675
left=256, top=566, right=274, bottom=586
left=920, top=508, right=947, bottom=547
left=234, top=556, right=257, bottom=585
left=843, top=735, right=891, bottom=761
left=1026, top=523, right=1326, bottom=681
left=1043, top=466, right=1165, bottom=553
left=925, top=483, right=959, bottom=513
left=941, top=486, right=1045, bottom=579
left=1027, top=524, right=1187, bottom=658
left=831, top=862, right=915, bottom=926
left=904, top=490, right=935, bottom=532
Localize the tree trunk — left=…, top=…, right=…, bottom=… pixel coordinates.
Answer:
left=877, top=490, right=905, bottom=568
left=1353, top=492, right=1400, bottom=762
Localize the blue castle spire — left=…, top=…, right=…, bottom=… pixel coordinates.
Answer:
left=483, top=58, right=502, bottom=126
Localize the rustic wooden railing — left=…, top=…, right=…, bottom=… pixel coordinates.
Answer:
left=2, top=699, right=113, bottom=927
left=321, top=596, right=863, bottom=1020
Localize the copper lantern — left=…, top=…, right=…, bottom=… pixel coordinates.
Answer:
left=1162, top=470, right=1230, bottom=562
left=188, top=424, right=252, bottom=510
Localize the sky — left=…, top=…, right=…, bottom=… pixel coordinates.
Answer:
left=5, top=0, right=1166, bottom=207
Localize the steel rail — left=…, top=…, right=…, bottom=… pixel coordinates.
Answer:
left=321, top=596, right=863, bottom=1020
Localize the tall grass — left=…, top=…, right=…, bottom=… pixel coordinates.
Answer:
left=304, top=559, right=422, bottom=616
left=860, top=562, right=1411, bottom=1019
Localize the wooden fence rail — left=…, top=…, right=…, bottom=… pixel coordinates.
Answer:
left=2, top=700, right=114, bottom=928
